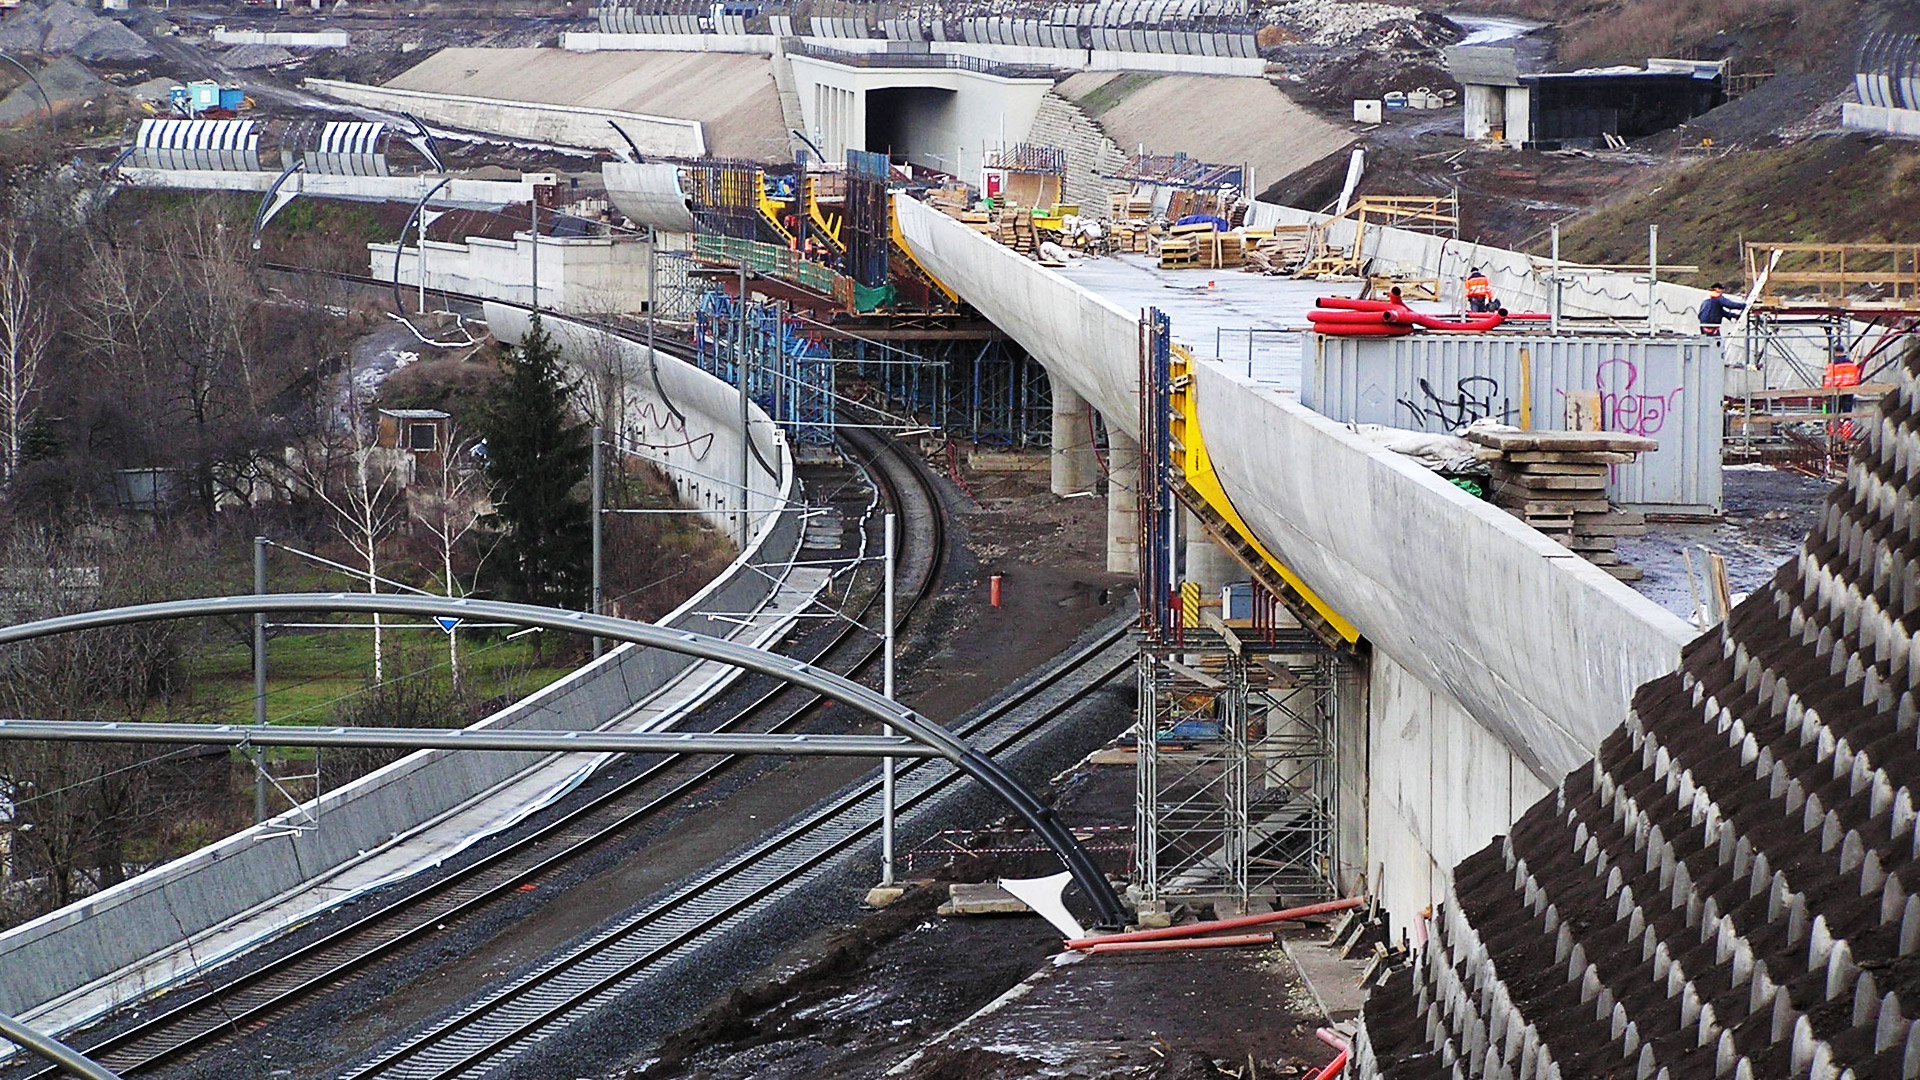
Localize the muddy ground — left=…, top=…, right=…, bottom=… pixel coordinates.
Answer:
left=623, top=755, right=1351, bottom=1080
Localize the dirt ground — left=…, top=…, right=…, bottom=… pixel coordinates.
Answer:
left=623, top=754, right=1356, bottom=1080
left=1619, top=463, right=1835, bottom=620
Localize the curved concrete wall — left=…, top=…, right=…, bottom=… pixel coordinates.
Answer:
left=303, top=78, right=706, bottom=158
left=488, top=305, right=787, bottom=542
left=898, top=193, right=1693, bottom=930
left=896, top=196, right=1137, bottom=433
left=1191, top=362, right=1690, bottom=782
left=0, top=322, right=794, bottom=1026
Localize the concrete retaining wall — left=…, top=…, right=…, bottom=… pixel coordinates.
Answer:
left=0, top=324, right=794, bottom=1022
left=372, top=236, right=654, bottom=316
left=303, top=78, right=706, bottom=158
left=212, top=28, right=349, bottom=47
left=1844, top=101, right=1920, bottom=136
left=558, top=32, right=1263, bottom=74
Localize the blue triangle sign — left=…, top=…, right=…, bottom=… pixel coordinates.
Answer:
left=435, top=617, right=462, bottom=633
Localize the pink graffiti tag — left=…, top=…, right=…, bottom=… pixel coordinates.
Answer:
left=1596, top=358, right=1682, bottom=438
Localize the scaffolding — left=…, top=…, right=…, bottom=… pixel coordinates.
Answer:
left=1134, top=627, right=1342, bottom=904
left=843, top=335, right=1053, bottom=446
left=1135, top=304, right=1346, bottom=905
left=694, top=292, right=837, bottom=444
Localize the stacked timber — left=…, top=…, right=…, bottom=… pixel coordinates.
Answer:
left=1108, top=192, right=1152, bottom=219
left=1465, top=428, right=1655, bottom=581
left=995, top=208, right=1038, bottom=254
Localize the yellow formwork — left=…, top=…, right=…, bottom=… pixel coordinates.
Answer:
left=1167, top=344, right=1361, bottom=647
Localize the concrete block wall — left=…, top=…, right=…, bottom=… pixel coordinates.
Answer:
left=303, top=78, right=706, bottom=159
left=0, top=322, right=795, bottom=1024
left=1026, top=91, right=1130, bottom=212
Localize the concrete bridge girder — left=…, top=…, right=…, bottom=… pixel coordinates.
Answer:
left=896, top=195, right=1694, bottom=929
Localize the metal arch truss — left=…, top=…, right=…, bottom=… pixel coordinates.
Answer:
left=0, top=592, right=1129, bottom=929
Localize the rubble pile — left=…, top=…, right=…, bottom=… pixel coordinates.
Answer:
left=0, top=1, right=156, bottom=63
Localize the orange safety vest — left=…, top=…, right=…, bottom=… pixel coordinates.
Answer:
left=1465, top=275, right=1493, bottom=299
left=1824, top=360, right=1861, bottom=389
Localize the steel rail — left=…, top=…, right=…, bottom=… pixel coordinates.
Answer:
left=7, top=295, right=953, bottom=1080
left=339, top=624, right=1136, bottom=1080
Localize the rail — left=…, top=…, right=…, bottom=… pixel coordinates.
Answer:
left=793, top=41, right=1061, bottom=78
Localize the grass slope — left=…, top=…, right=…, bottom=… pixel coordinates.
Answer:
left=1557, top=133, right=1920, bottom=285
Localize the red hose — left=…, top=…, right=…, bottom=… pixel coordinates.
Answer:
left=1308, top=324, right=1414, bottom=337
left=1315, top=296, right=1403, bottom=312
left=1085, top=932, right=1275, bottom=954
left=1307, top=309, right=1395, bottom=324
left=1067, top=897, right=1365, bottom=949
left=1310, top=1049, right=1349, bottom=1080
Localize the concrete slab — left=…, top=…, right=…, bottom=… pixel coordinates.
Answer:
left=939, top=883, right=1035, bottom=916
left=1279, top=927, right=1369, bottom=1025
left=1052, top=253, right=1447, bottom=388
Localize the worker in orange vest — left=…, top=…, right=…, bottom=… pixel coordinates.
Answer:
left=1464, top=268, right=1495, bottom=313
left=1826, top=346, right=1862, bottom=440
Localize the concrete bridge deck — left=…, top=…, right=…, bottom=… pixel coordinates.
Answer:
left=896, top=195, right=1695, bottom=930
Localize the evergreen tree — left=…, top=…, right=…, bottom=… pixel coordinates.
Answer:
left=479, top=318, right=592, bottom=611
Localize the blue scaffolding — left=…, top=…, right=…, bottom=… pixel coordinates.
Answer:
left=694, top=291, right=837, bottom=445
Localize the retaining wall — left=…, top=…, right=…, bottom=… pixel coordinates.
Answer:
left=0, top=322, right=794, bottom=1024
left=372, top=236, right=654, bottom=316
left=302, top=78, right=706, bottom=158
left=557, top=31, right=1263, bottom=74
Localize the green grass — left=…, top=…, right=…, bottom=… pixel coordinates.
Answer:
left=187, top=626, right=574, bottom=727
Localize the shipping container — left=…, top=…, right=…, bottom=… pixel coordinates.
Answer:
left=1301, top=331, right=1723, bottom=515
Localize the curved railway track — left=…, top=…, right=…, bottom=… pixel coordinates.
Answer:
left=13, top=334, right=949, bottom=1080
left=337, top=620, right=1135, bottom=1080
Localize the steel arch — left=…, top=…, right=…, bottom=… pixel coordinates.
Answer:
left=0, top=592, right=1129, bottom=927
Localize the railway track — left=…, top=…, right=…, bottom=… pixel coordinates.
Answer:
left=337, top=618, right=1135, bottom=1080
left=13, top=420, right=947, bottom=1080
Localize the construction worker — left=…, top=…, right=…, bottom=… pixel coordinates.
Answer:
left=1825, top=345, right=1862, bottom=439
left=1697, top=284, right=1747, bottom=336
left=1464, top=268, right=1494, bottom=313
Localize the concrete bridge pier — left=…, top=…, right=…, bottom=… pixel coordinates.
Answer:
left=1049, top=382, right=1098, bottom=496
left=1106, top=427, right=1140, bottom=574
left=1182, top=509, right=1242, bottom=593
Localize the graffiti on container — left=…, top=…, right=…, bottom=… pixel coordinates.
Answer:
left=1595, top=358, right=1682, bottom=438
left=1397, top=376, right=1514, bottom=430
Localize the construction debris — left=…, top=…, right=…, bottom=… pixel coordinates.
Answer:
left=1465, top=428, right=1655, bottom=581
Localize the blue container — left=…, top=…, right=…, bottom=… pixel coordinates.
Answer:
left=218, top=85, right=245, bottom=111
left=187, top=80, right=220, bottom=112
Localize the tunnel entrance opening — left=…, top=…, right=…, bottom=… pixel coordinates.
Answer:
left=865, top=86, right=955, bottom=168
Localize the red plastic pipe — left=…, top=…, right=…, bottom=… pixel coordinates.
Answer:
left=1066, top=896, right=1365, bottom=949
left=1308, top=324, right=1414, bottom=337
left=1315, top=296, right=1404, bottom=312
left=1306, top=309, right=1395, bottom=324
left=1309, top=1049, right=1349, bottom=1080
left=1085, top=932, right=1274, bottom=954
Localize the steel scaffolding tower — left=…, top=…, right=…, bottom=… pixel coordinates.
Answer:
left=1134, top=304, right=1344, bottom=905
left=1134, top=628, right=1341, bottom=905
left=695, top=292, right=837, bottom=444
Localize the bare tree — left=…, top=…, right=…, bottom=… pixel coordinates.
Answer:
left=0, top=223, right=50, bottom=488
left=411, top=424, right=492, bottom=689
left=296, top=415, right=405, bottom=682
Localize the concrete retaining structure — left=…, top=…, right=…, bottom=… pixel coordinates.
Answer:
left=212, top=27, right=349, bottom=47
left=1844, top=100, right=1920, bottom=136
left=558, top=32, right=1265, bottom=75
left=0, top=319, right=794, bottom=1025
left=896, top=194, right=1694, bottom=933
left=372, top=235, right=655, bottom=315
left=303, top=78, right=706, bottom=159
